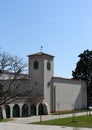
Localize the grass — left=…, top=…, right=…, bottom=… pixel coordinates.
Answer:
left=31, top=115, right=92, bottom=128
left=51, top=109, right=87, bottom=115
left=0, top=118, right=13, bottom=122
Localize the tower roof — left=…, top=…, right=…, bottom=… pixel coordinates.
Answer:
left=28, top=52, right=54, bottom=58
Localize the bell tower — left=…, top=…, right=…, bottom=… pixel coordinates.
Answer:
left=28, top=52, right=54, bottom=112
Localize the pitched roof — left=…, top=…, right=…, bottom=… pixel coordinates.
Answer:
left=51, top=76, right=85, bottom=84
left=28, top=52, right=54, bottom=57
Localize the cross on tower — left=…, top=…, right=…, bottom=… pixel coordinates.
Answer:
left=40, top=46, right=43, bottom=52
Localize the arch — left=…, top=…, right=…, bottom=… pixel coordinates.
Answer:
left=38, top=103, right=49, bottom=115
left=13, top=104, right=20, bottom=117
left=22, top=104, right=28, bottom=117
left=38, top=103, right=44, bottom=115
left=31, top=104, right=36, bottom=115
left=5, top=105, right=10, bottom=118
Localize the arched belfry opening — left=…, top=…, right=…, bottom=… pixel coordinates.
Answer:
left=34, top=60, right=39, bottom=69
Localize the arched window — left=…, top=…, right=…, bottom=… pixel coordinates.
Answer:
left=47, top=61, right=51, bottom=70
left=34, top=60, right=39, bottom=69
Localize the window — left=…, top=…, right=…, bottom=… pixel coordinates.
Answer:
left=0, top=83, right=3, bottom=90
left=34, top=61, right=39, bottom=69
left=47, top=61, right=51, bottom=70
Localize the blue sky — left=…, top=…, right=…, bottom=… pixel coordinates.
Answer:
left=0, top=0, right=92, bottom=78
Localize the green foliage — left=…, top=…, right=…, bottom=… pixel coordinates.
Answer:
left=72, top=49, right=92, bottom=87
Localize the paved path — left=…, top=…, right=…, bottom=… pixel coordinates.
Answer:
left=0, top=122, right=92, bottom=130
left=0, top=112, right=92, bottom=130
left=10, top=112, right=88, bottom=124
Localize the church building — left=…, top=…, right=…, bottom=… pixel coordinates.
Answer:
left=1, top=52, right=87, bottom=118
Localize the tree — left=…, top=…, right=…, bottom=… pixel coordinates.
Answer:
left=72, top=49, right=92, bottom=87
left=0, top=51, right=32, bottom=118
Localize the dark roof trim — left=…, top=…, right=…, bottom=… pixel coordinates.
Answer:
left=28, top=52, right=54, bottom=58
left=52, top=76, right=83, bottom=83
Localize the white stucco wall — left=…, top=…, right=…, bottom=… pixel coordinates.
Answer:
left=43, top=57, right=54, bottom=113
left=55, top=82, right=82, bottom=111
left=52, top=78, right=87, bottom=112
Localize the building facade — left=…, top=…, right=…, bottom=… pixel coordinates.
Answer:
left=1, top=52, right=87, bottom=118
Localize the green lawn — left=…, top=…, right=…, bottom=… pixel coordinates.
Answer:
left=52, top=109, right=87, bottom=115
left=0, top=118, right=13, bottom=122
left=31, top=115, right=92, bottom=128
